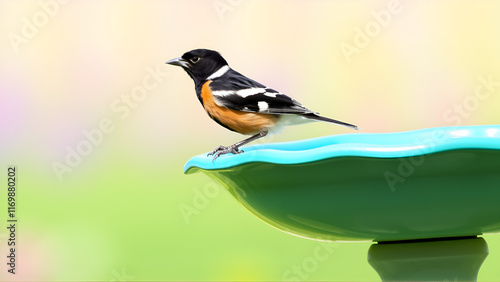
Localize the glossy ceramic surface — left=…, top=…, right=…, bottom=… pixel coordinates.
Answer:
left=185, top=125, right=500, bottom=242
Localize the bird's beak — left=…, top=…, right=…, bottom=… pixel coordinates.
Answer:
left=166, top=57, right=189, bottom=68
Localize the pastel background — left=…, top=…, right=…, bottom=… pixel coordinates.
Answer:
left=1, top=0, right=500, bottom=281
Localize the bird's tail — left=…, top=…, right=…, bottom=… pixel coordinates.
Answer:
left=302, top=113, right=359, bottom=130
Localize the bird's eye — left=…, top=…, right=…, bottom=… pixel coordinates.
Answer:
left=190, top=56, right=200, bottom=64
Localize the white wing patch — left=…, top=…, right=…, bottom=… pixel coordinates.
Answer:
left=212, top=87, right=283, bottom=99
left=212, top=87, right=266, bottom=98
left=211, top=90, right=234, bottom=97
left=235, top=88, right=267, bottom=98
left=263, top=88, right=279, bottom=97
left=257, top=101, right=269, bottom=112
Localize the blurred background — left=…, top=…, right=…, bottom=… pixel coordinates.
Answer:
left=1, top=0, right=500, bottom=281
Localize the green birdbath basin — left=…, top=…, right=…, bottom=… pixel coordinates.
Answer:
left=184, top=125, right=500, bottom=281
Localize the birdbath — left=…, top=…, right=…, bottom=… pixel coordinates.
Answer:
left=184, top=125, right=500, bottom=281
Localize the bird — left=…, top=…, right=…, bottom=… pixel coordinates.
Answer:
left=166, top=49, right=358, bottom=160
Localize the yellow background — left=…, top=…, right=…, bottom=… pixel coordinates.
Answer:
left=1, top=0, right=499, bottom=281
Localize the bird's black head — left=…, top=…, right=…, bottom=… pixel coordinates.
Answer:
left=166, top=49, right=228, bottom=85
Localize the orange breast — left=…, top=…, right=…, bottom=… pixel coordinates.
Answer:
left=201, top=81, right=278, bottom=135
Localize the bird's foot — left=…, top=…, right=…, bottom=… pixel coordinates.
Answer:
left=207, top=145, right=244, bottom=162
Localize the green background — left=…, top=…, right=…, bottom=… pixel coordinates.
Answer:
left=1, top=0, right=500, bottom=281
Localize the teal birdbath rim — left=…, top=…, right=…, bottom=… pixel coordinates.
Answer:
left=184, top=124, right=500, bottom=174
left=185, top=124, right=500, bottom=241
left=184, top=125, right=500, bottom=281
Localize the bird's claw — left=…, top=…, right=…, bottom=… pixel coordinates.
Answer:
left=207, top=145, right=244, bottom=162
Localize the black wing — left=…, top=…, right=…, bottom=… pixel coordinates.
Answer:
left=208, top=69, right=315, bottom=115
